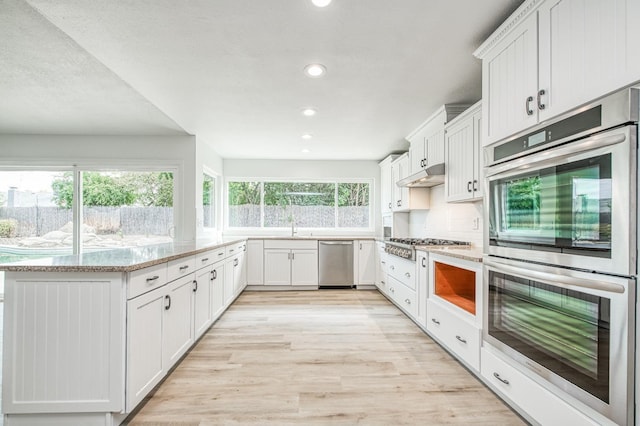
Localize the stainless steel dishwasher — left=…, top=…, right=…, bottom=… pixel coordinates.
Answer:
left=318, top=240, right=354, bottom=288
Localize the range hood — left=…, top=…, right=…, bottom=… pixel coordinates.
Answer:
left=396, top=163, right=445, bottom=187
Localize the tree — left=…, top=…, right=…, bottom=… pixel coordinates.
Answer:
left=51, top=171, right=172, bottom=208
left=228, top=181, right=261, bottom=205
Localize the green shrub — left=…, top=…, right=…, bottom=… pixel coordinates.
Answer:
left=0, top=219, right=17, bottom=238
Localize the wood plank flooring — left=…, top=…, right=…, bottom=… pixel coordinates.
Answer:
left=127, top=290, right=525, bottom=425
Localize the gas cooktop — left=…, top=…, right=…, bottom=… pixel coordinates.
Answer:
left=384, top=238, right=469, bottom=260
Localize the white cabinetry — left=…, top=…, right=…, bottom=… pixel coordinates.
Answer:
left=445, top=101, right=483, bottom=202
left=193, top=265, right=213, bottom=339
left=210, top=261, right=225, bottom=319
left=246, top=239, right=264, bottom=284
left=475, top=0, right=640, bottom=146
left=415, top=251, right=428, bottom=328
left=355, top=240, right=375, bottom=286
left=379, top=155, right=398, bottom=215
left=375, top=241, right=388, bottom=294
left=385, top=255, right=418, bottom=320
left=127, top=272, right=195, bottom=411
left=481, top=345, right=602, bottom=426
left=263, top=240, right=318, bottom=287
left=390, top=153, right=430, bottom=212
left=407, top=105, right=469, bottom=175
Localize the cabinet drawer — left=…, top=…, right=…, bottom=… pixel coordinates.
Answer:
left=263, top=239, right=318, bottom=249
left=481, top=346, right=599, bottom=426
left=387, top=276, right=417, bottom=318
left=387, top=257, right=415, bottom=290
left=128, top=263, right=168, bottom=300
left=427, top=299, right=480, bottom=371
left=225, top=241, right=246, bottom=257
left=196, top=247, right=225, bottom=269
left=167, top=256, right=196, bottom=282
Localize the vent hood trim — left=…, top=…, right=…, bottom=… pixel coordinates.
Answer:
left=396, top=163, right=445, bottom=188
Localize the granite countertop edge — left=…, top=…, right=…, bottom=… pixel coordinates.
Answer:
left=0, top=236, right=378, bottom=273
left=416, top=246, right=484, bottom=263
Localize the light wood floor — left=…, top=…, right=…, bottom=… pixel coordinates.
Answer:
left=127, top=290, right=525, bottom=425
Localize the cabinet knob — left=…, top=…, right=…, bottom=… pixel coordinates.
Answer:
left=404, top=272, right=410, bottom=278
left=404, top=298, right=411, bottom=305
left=537, top=89, right=546, bottom=110
left=525, top=96, right=534, bottom=116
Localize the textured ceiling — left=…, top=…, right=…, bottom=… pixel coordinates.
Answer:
left=2, top=0, right=523, bottom=159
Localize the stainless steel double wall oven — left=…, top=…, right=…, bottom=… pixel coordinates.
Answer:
left=483, top=88, right=638, bottom=425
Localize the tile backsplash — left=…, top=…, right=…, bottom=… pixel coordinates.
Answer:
left=409, top=185, right=483, bottom=247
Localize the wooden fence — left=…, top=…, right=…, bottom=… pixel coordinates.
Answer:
left=0, top=206, right=173, bottom=237
left=228, top=205, right=369, bottom=228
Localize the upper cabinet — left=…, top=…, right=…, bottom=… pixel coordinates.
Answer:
left=379, top=154, right=398, bottom=215
left=391, top=153, right=410, bottom=212
left=475, top=0, right=640, bottom=146
left=445, top=101, right=483, bottom=203
left=407, top=105, right=469, bottom=176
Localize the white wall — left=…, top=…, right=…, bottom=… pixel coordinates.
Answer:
left=409, top=185, right=483, bottom=247
left=0, top=134, right=198, bottom=241
left=223, top=159, right=381, bottom=236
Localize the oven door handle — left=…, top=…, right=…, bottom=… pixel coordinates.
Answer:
left=485, top=131, right=627, bottom=179
left=484, top=260, right=626, bottom=294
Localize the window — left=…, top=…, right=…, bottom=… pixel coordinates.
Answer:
left=203, top=173, right=216, bottom=228
left=226, top=180, right=371, bottom=229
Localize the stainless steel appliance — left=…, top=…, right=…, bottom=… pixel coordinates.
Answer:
left=485, top=88, right=638, bottom=277
left=483, top=88, right=638, bottom=424
left=484, top=257, right=634, bottom=425
left=318, top=240, right=354, bottom=287
left=384, top=237, right=469, bottom=261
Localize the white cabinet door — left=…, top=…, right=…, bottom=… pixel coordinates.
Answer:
left=445, top=102, right=482, bottom=202
left=357, top=240, right=376, bottom=285
left=472, top=110, right=483, bottom=199
left=246, top=240, right=264, bottom=284
left=223, top=257, right=235, bottom=303
left=538, top=0, right=640, bottom=122
left=210, top=262, right=225, bottom=320
left=264, top=249, right=291, bottom=285
left=391, top=154, right=410, bottom=212
left=163, top=275, right=195, bottom=370
left=233, top=252, right=246, bottom=295
left=408, top=136, right=426, bottom=176
left=482, top=12, right=538, bottom=145
left=380, top=157, right=394, bottom=214
left=291, top=249, right=318, bottom=286
left=193, top=266, right=213, bottom=339
left=126, top=286, right=164, bottom=411
left=416, top=251, right=428, bottom=328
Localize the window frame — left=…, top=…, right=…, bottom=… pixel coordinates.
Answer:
left=224, top=177, right=374, bottom=234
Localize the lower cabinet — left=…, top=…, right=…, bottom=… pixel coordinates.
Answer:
left=426, top=298, right=480, bottom=372
left=355, top=240, right=376, bottom=286
left=263, top=240, right=318, bottom=287
left=387, top=276, right=417, bottom=318
left=194, top=265, right=213, bottom=339
left=481, top=345, right=601, bottom=426
left=126, top=273, right=195, bottom=411
left=210, top=261, right=225, bottom=319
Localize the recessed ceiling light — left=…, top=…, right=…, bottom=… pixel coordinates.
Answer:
left=304, top=63, right=327, bottom=78
left=301, top=134, right=313, bottom=140
left=311, top=0, right=332, bottom=7
left=302, top=149, right=311, bottom=153
left=302, top=108, right=317, bottom=117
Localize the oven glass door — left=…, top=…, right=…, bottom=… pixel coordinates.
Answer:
left=489, top=153, right=612, bottom=257
left=488, top=268, right=611, bottom=403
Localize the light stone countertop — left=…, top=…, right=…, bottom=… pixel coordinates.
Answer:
left=0, top=238, right=246, bottom=273
left=0, top=236, right=378, bottom=273
left=416, top=246, right=483, bottom=263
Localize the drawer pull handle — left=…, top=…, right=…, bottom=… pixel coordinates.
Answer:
left=404, top=298, right=411, bottom=305
left=179, top=265, right=190, bottom=271
left=201, top=257, right=209, bottom=262
left=404, top=272, right=410, bottom=278
left=211, top=269, right=217, bottom=280
left=218, top=252, right=224, bottom=256
left=193, top=280, right=198, bottom=292
left=164, top=295, right=171, bottom=310
left=146, top=275, right=160, bottom=282
left=229, top=249, right=235, bottom=253
left=390, top=265, right=395, bottom=270
left=380, top=280, right=385, bottom=284
left=525, top=96, right=534, bottom=116
left=493, top=372, right=510, bottom=385
left=431, top=318, right=440, bottom=325
left=455, top=335, right=467, bottom=344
